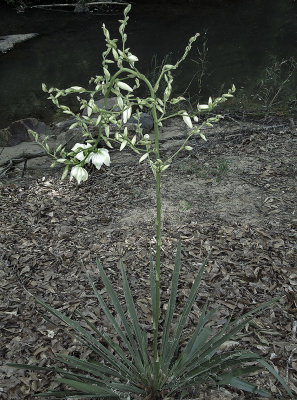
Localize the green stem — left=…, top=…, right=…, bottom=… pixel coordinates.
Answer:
left=151, top=105, right=161, bottom=388
left=106, top=66, right=162, bottom=389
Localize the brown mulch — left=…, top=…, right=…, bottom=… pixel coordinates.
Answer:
left=0, top=118, right=297, bottom=399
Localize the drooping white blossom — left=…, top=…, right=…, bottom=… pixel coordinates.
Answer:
left=71, top=143, right=92, bottom=161
left=123, top=106, right=132, bottom=123
left=182, top=112, right=193, bottom=129
left=197, top=104, right=209, bottom=111
left=127, top=54, right=138, bottom=63
left=70, top=165, right=88, bottom=184
left=117, top=96, right=124, bottom=109
left=117, top=81, right=133, bottom=92
left=139, top=153, right=149, bottom=163
left=89, top=148, right=111, bottom=170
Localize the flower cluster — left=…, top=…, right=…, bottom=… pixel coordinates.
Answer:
left=30, top=3, right=235, bottom=186
left=68, top=143, right=110, bottom=184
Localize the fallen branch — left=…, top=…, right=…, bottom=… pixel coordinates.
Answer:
left=0, top=152, right=46, bottom=178
left=30, top=2, right=129, bottom=9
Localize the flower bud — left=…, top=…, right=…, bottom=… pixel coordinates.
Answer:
left=128, top=54, right=138, bottom=62
left=197, top=104, right=209, bottom=111
left=139, top=153, right=149, bottom=163
left=117, top=81, right=133, bottom=92
left=182, top=112, right=193, bottom=129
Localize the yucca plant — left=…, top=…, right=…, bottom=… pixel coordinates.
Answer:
left=7, top=5, right=293, bottom=399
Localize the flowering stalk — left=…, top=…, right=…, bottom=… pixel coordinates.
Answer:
left=29, top=4, right=235, bottom=393
left=12, top=5, right=294, bottom=400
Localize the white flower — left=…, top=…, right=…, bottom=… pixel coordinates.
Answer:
left=117, top=96, right=124, bottom=109
left=70, top=166, right=88, bottom=184
left=182, top=112, right=193, bottom=129
left=90, top=148, right=110, bottom=170
left=128, top=54, right=138, bottom=63
left=47, top=330, right=55, bottom=338
left=120, top=140, right=127, bottom=151
left=71, top=143, right=92, bottom=161
left=117, top=81, right=133, bottom=92
left=139, top=153, right=149, bottom=163
left=123, top=106, right=132, bottom=123
left=197, top=104, right=209, bottom=111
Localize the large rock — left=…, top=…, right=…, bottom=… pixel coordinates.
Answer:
left=0, top=33, right=38, bottom=53
left=82, top=97, right=120, bottom=116
left=81, top=97, right=153, bottom=133
left=0, top=118, right=49, bottom=147
left=127, top=113, right=154, bottom=134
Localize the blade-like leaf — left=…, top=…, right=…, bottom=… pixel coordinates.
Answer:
left=35, top=297, right=135, bottom=380
left=35, top=389, right=107, bottom=398
left=161, top=242, right=181, bottom=361
left=55, top=378, right=113, bottom=396
left=183, top=350, right=261, bottom=381
left=197, top=298, right=279, bottom=362
left=57, top=354, right=121, bottom=379
left=171, top=305, right=217, bottom=376
left=120, top=261, right=151, bottom=378
left=222, top=376, right=270, bottom=397
left=163, top=253, right=211, bottom=371
left=6, top=363, right=52, bottom=372
left=75, top=308, right=141, bottom=379
left=96, top=260, right=144, bottom=365
left=34, top=390, right=83, bottom=398
left=85, top=275, right=143, bottom=372
left=259, top=359, right=293, bottom=397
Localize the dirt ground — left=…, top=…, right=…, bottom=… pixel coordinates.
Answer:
left=0, top=117, right=297, bottom=399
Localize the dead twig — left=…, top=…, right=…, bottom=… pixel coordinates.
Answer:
left=0, top=152, right=46, bottom=178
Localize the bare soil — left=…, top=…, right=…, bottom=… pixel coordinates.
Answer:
left=1, top=117, right=297, bottom=399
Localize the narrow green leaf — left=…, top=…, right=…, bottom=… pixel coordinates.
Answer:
left=223, top=377, right=270, bottom=397
left=183, top=304, right=215, bottom=358
left=55, top=378, right=112, bottom=396
left=75, top=308, right=141, bottom=378
left=35, top=393, right=99, bottom=399
left=6, top=363, right=52, bottom=372
left=35, top=297, right=135, bottom=379
left=57, top=354, right=121, bottom=379
left=96, top=261, right=147, bottom=374
left=179, top=350, right=261, bottom=382
left=173, top=351, right=262, bottom=391
left=165, top=253, right=211, bottom=370
left=120, top=262, right=151, bottom=376
left=198, top=298, right=279, bottom=362
left=161, top=242, right=181, bottom=360
left=259, top=359, right=293, bottom=397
